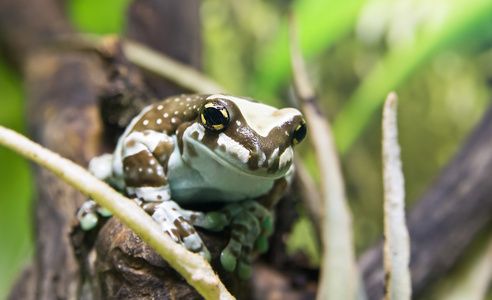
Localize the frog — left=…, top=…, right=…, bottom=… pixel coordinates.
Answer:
left=77, top=94, right=307, bottom=279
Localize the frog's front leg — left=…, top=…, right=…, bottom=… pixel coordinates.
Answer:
left=122, top=130, right=210, bottom=259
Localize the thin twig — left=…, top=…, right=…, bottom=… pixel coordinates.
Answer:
left=0, top=125, right=235, bottom=300
left=288, top=15, right=360, bottom=300
left=54, top=34, right=228, bottom=94
left=382, top=92, right=411, bottom=300
left=122, top=40, right=228, bottom=94
left=293, top=158, right=322, bottom=239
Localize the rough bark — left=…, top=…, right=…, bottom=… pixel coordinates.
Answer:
left=359, top=102, right=492, bottom=299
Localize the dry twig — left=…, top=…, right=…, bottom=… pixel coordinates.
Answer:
left=57, top=34, right=228, bottom=95
left=382, top=93, right=411, bottom=300
left=289, top=16, right=359, bottom=300
left=123, top=40, right=227, bottom=94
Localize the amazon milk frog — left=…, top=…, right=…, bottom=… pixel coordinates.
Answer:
left=78, top=94, right=306, bottom=279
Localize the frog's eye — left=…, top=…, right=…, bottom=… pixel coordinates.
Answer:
left=292, top=119, right=307, bottom=145
left=200, top=101, right=230, bottom=131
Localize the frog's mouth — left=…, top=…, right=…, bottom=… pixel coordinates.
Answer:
left=183, top=130, right=293, bottom=180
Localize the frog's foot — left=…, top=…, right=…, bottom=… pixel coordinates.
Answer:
left=220, top=201, right=271, bottom=279
left=152, top=201, right=211, bottom=261
left=77, top=200, right=113, bottom=230
left=184, top=203, right=243, bottom=232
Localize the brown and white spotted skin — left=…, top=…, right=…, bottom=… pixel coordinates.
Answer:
left=78, top=94, right=307, bottom=278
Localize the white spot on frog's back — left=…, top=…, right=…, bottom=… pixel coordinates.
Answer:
left=207, top=94, right=301, bottom=137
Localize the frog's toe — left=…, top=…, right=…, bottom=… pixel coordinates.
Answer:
left=97, top=206, right=113, bottom=217
left=235, top=243, right=253, bottom=279
left=255, top=215, right=274, bottom=253
left=221, top=234, right=245, bottom=271
left=220, top=209, right=261, bottom=274
left=77, top=200, right=99, bottom=230
left=189, top=203, right=242, bottom=231
left=199, top=211, right=229, bottom=231
left=201, top=247, right=211, bottom=262
left=80, top=212, right=99, bottom=230
left=261, top=214, right=274, bottom=233
left=255, top=235, right=269, bottom=253
left=220, top=246, right=238, bottom=271
left=237, top=260, right=252, bottom=280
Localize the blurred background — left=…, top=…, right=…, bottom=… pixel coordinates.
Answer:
left=1, top=0, right=492, bottom=298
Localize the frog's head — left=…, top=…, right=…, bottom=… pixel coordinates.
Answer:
left=181, top=94, right=306, bottom=179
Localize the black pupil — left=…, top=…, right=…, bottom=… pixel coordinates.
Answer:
left=294, top=123, right=307, bottom=143
left=204, top=107, right=227, bottom=126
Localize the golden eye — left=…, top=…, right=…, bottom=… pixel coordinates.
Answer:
left=200, top=101, right=230, bottom=131
left=292, top=119, right=307, bottom=145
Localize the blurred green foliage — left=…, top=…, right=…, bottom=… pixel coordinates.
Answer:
left=2, top=0, right=492, bottom=298
left=0, top=58, right=33, bottom=299
left=68, top=0, right=132, bottom=34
